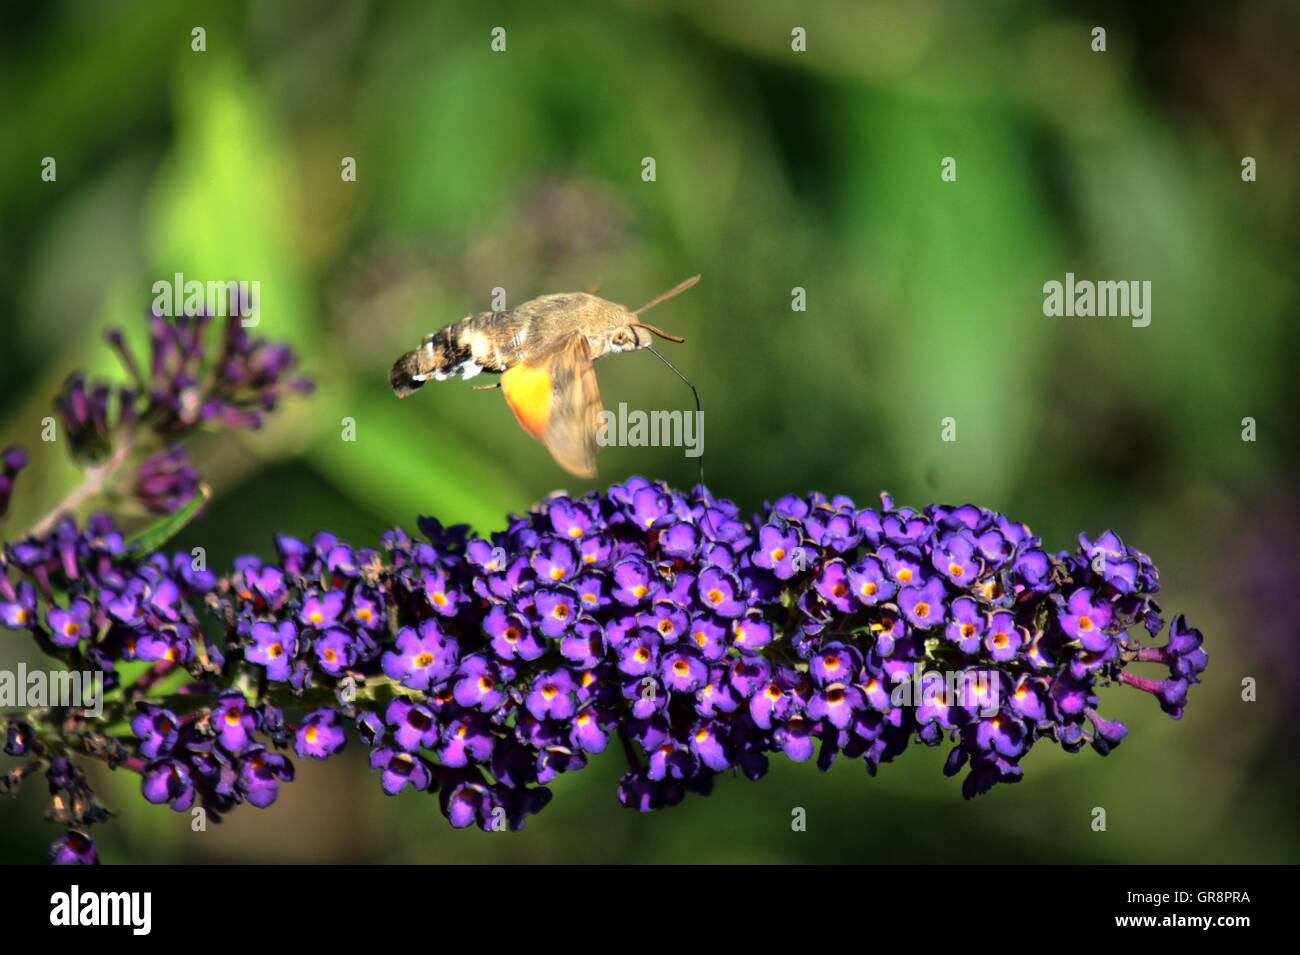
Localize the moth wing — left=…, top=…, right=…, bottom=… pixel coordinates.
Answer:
left=499, top=333, right=601, bottom=478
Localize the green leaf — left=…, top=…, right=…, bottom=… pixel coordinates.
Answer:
left=127, top=483, right=211, bottom=554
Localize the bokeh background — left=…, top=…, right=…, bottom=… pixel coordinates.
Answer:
left=2, top=0, right=1297, bottom=863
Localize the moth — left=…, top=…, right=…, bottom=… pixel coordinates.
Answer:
left=390, top=275, right=700, bottom=477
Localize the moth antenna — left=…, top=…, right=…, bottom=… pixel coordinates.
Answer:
left=634, top=274, right=700, bottom=316
left=644, top=344, right=705, bottom=491
left=631, top=321, right=685, bottom=343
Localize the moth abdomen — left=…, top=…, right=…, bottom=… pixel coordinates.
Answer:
left=389, top=326, right=456, bottom=397
left=389, top=347, right=430, bottom=397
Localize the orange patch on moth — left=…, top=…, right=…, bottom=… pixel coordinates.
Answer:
left=500, top=361, right=553, bottom=438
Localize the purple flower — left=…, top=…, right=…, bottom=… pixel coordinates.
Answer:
left=49, top=830, right=98, bottom=865
left=730, top=613, right=773, bottom=651
left=617, top=632, right=659, bottom=677
left=454, top=656, right=506, bottom=712
left=47, top=599, right=93, bottom=648
left=423, top=568, right=463, bottom=617
left=212, top=691, right=258, bottom=754
left=295, top=708, right=347, bottom=760
left=697, top=566, right=745, bottom=618
left=0, top=447, right=29, bottom=520
left=525, top=669, right=578, bottom=720
left=142, top=759, right=196, bottom=811
left=1079, top=530, right=1140, bottom=593
left=385, top=698, right=441, bottom=751
left=811, top=642, right=860, bottom=686
left=661, top=647, right=708, bottom=692
left=439, top=714, right=496, bottom=766
left=549, top=498, right=595, bottom=540
left=984, top=611, right=1023, bottom=662
left=532, top=540, right=578, bottom=584
left=752, top=523, right=802, bottom=579
left=300, top=589, right=346, bottom=629
left=369, top=747, right=432, bottom=795
left=808, top=683, right=863, bottom=729
left=629, top=485, right=672, bottom=529
left=687, top=614, right=728, bottom=661
left=898, top=578, right=947, bottom=630
left=314, top=628, right=356, bottom=676
left=133, top=446, right=200, bottom=515
left=382, top=620, right=459, bottom=691
left=570, top=707, right=610, bottom=753
left=245, top=620, right=297, bottom=681
left=131, top=704, right=180, bottom=759
left=612, top=557, right=658, bottom=606
left=848, top=556, right=895, bottom=607
left=814, top=559, right=856, bottom=614
left=945, top=597, right=985, bottom=653
left=239, top=747, right=294, bottom=807
left=534, top=587, right=579, bottom=637
left=1, top=581, right=38, bottom=630
left=1059, top=588, right=1114, bottom=651
left=637, top=602, right=685, bottom=643
left=932, top=532, right=981, bottom=584
left=484, top=604, right=544, bottom=661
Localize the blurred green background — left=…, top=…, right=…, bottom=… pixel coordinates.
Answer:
left=2, top=0, right=1297, bottom=863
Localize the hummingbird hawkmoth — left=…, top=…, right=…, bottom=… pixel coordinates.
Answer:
left=389, top=275, right=700, bottom=478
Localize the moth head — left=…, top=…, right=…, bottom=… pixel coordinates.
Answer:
left=618, top=274, right=697, bottom=351
left=610, top=321, right=685, bottom=353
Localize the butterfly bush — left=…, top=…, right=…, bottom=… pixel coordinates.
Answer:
left=1, top=311, right=1208, bottom=863
left=3, top=445, right=1207, bottom=861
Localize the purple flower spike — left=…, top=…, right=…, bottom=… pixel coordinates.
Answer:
left=3, top=475, right=1207, bottom=858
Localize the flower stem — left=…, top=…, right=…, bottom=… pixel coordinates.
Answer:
left=27, top=440, right=134, bottom=538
